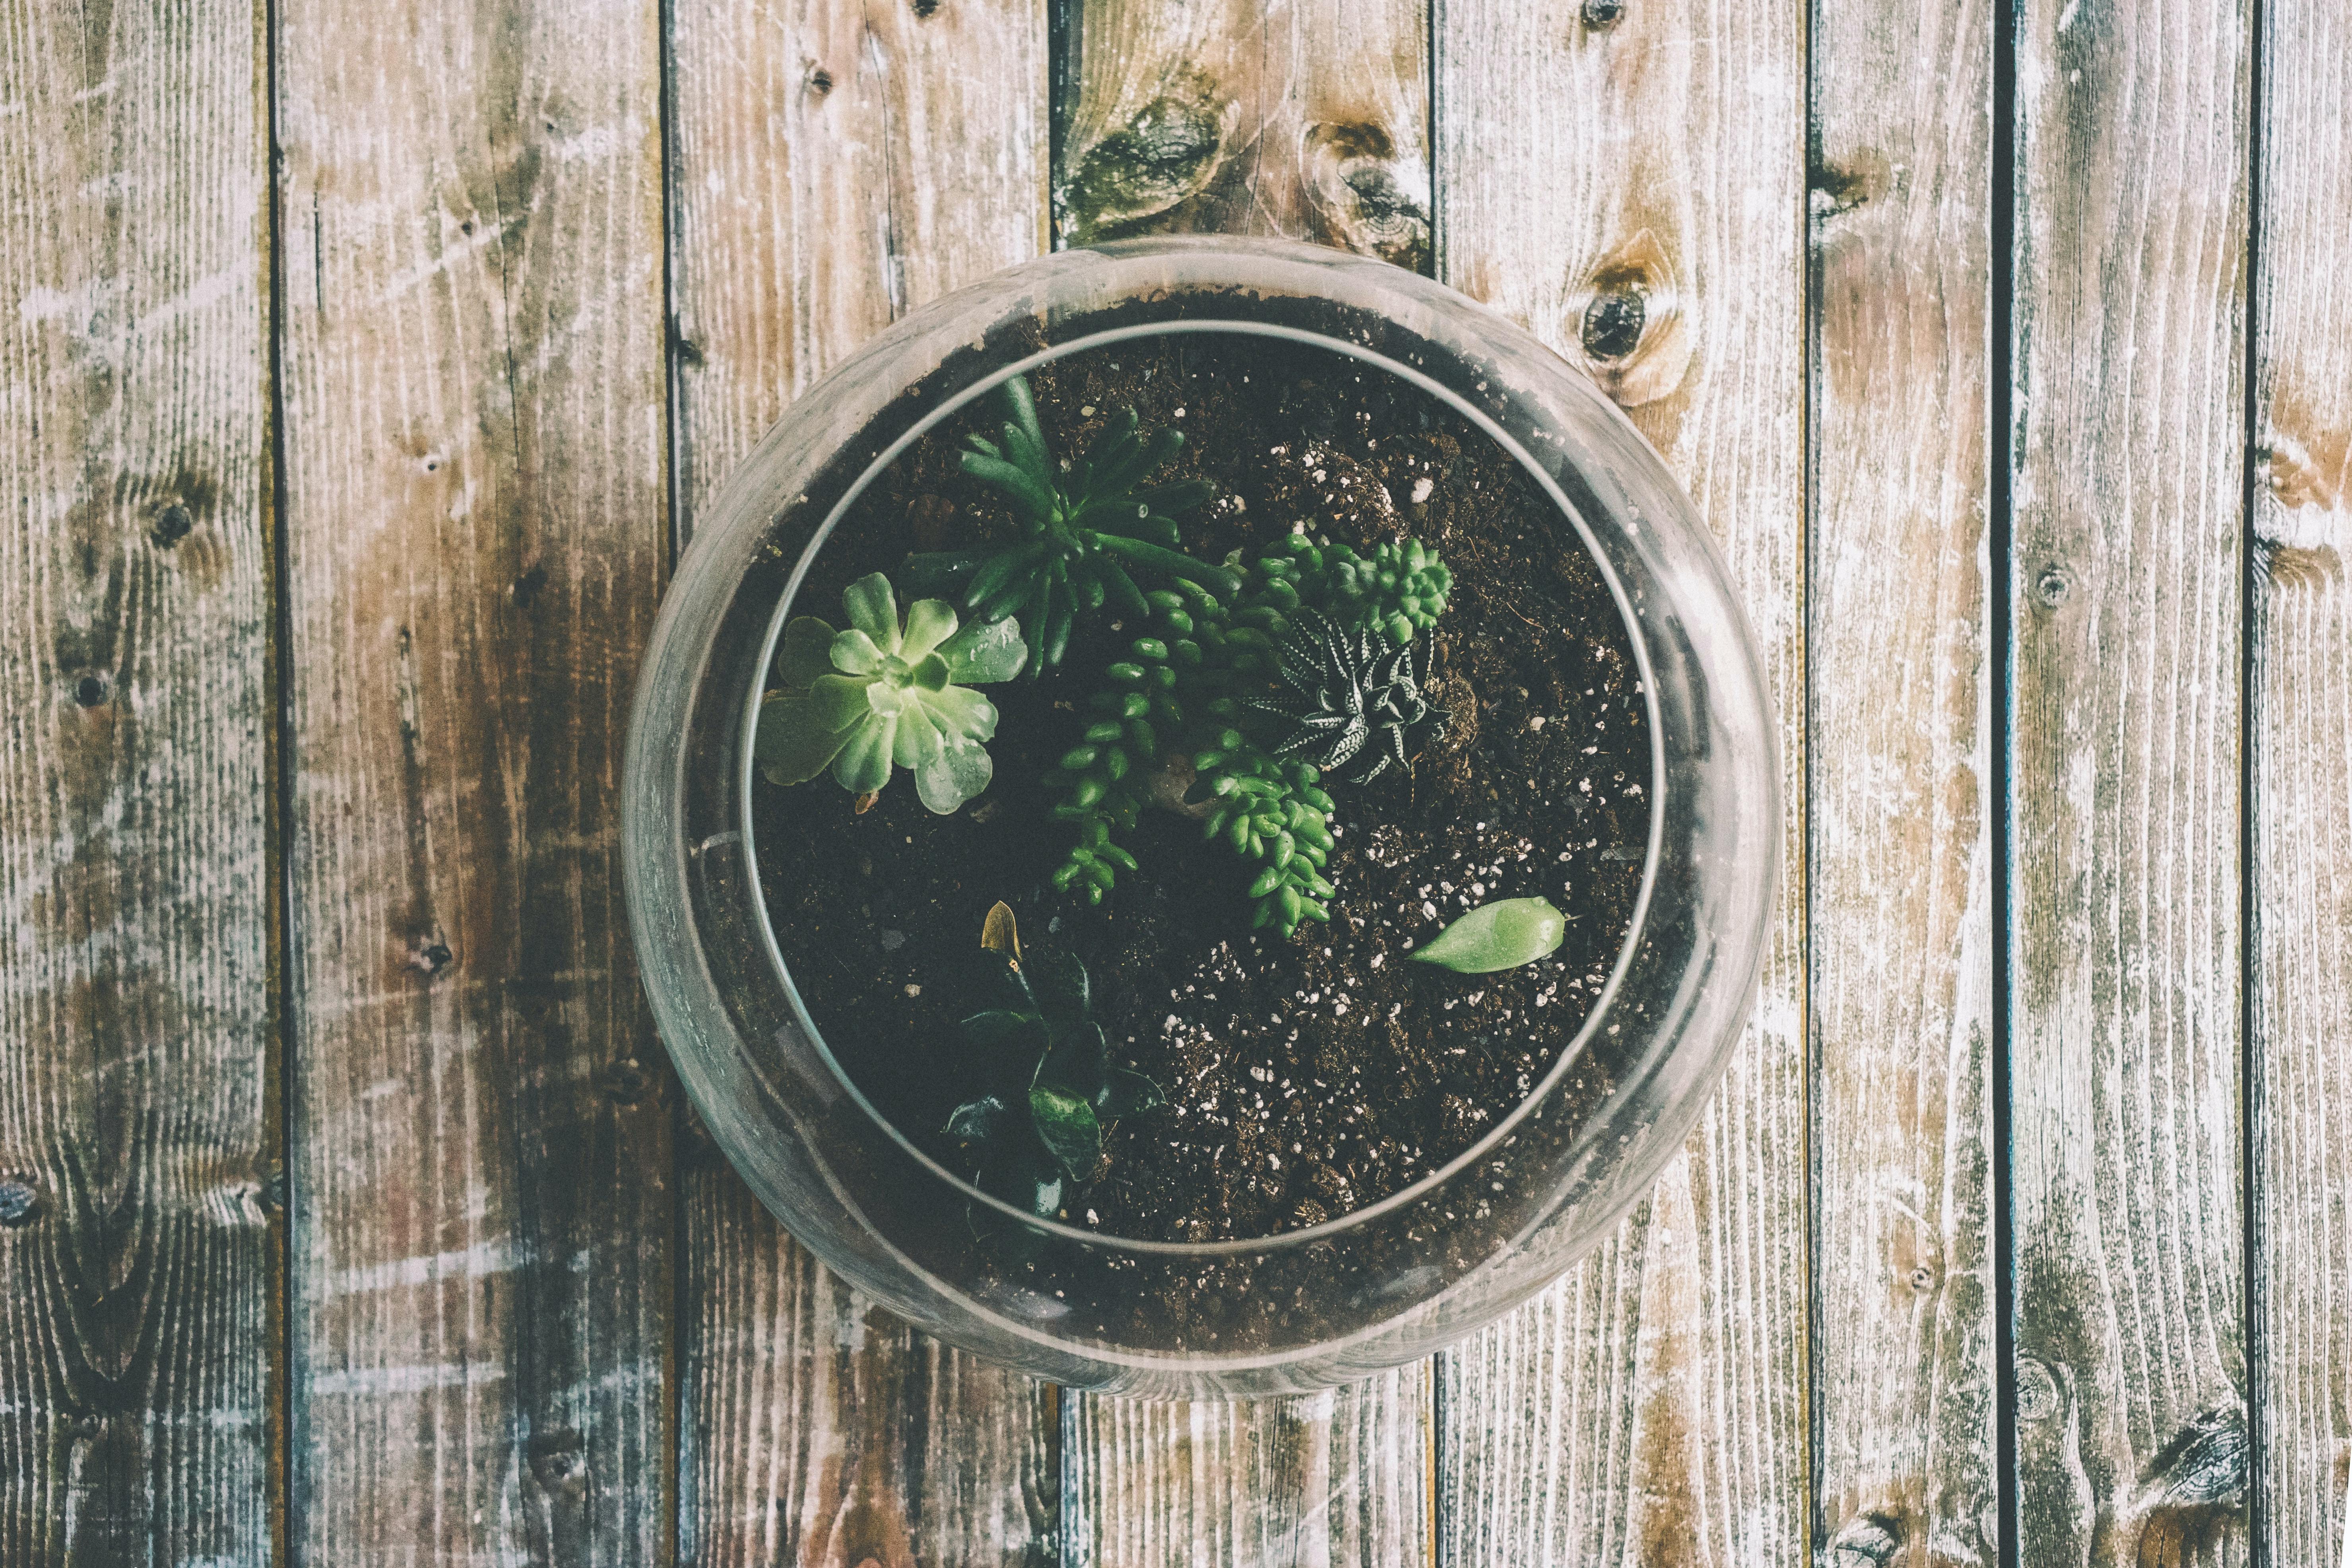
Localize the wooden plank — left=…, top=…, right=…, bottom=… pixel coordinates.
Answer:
left=1432, top=0, right=1811, bottom=1561
left=1063, top=1366, right=1430, bottom=1567
left=275, top=0, right=673, bottom=1561
left=0, top=1, right=274, bottom=1562
left=663, top=1, right=1058, bottom=1563
left=1052, top=0, right=1430, bottom=271
left=1808, top=0, right=1998, bottom=1553
left=2249, top=0, right=2352, bottom=1555
left=1049, top=5, right=1435, bottom=1564
left=2008, top=0, right=2252, bottom=1554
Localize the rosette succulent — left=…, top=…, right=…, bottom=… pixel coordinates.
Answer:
left=1250, top=608, right=1447, bottom=785
left=755, top=572, right=1027, bottom=813
left=904, top=373, right=1236, bottom=673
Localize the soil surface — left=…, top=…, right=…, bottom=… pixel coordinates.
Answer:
left=753, top=329, right=1651, bottom=1244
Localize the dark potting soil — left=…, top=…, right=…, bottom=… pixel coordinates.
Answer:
left=753, top=329, right=1651, bottom=1244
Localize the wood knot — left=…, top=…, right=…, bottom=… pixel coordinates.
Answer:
left=1303, top=122, right=1429, bottom=273
left=806, top=65, right=834, bottom=96
left=1825, top=1513, right=1900, bottom=1565
left=409, top=938, right=454, bottom=976
left=72, top=671, right=112, bottom=708
left=151, top=502, right=195, bottom=547
left=604, top=1057, right=654, bottom=1106
left=1581, top=0, right=1626, bottom=27
left=2034, top=565, right=2070, bottom=606
left=910, top=0, right=940, bottom=14
left=511, top=563, right=548, bottom=606
left=527, top=1428, right=589, bottom=1494
left=1568, top=229, right=1690, bottom=407
left=1581, top=289, right=1644, bottom=360
left=1057, top=83, right=1235, bottom=243
left=0, top=1176, right=41, bottom=1227
left=2133, top=1403, right=2247, bottom=1514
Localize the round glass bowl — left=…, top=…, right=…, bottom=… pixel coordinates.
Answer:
left=622, top=237, right=1777, bottom=1397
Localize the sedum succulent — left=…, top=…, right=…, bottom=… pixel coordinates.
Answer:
left=756, top=572, right=1026, bottom=813
left=1250, top=608, right=1446, bottom=785
left=904, top=373, right=1236, bottom=673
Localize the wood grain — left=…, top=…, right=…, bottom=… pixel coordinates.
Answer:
left=664, top=1, right=1057, bottom=1562
left=2008, top=0, right=2251, bottom=1556
left=1809, top=0, right=1998, bottom=1556
left=1063, top=1366, right=1429, bottom=1568
left=1433, top=0, right=1811, bottom=1560
left=2249, top=0, right=2352, bottom=1554
left=1053, top=0, right=1429, bottom=270
left=1050, top=5, right=1435, bottom=1562
left=275, top=0, right=673, bottom=1561
left=0, top=1, right=273, bottom=1562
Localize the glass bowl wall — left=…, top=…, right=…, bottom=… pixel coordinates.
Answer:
left=621, top=237, right=1778, bottom=1397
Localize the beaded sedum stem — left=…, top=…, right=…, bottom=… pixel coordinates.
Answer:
left=1047, top=532, right=1450, bottom=937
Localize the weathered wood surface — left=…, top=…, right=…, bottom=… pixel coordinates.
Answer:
left=13, top=0, right=2352, bottom=1556
left=1809, top=0, right=1999, bottom=1556
left=665, top=0, right=1058, bottom=1562
left=1052, top=0, right=1430, bottom=271
left=0, top=1, right=274, bottom=1563
left=1433, top=0, right=1812, bottom=1561
left=2249, top=0, right=2352, bottom=1554
left=1063, top=1366, right=1430, bottom=1568
left=1050, top=5, right=1436, bottom=1564
left=276, top=0, right=674, bottom=1561
left=2009, top=0, right=2251, bottom=1557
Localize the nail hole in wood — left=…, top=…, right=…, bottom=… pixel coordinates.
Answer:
left=0, top=1176, right=39, bottom=1227
left=74, top=672, right=111, bottom=707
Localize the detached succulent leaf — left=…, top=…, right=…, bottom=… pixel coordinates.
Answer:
left=754, top=572, right=1018, bottom=813
left=1410, top=896, right=1568, bottom=973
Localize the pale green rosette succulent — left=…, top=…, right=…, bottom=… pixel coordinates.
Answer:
left=755, top=572, right=1027, bottom=813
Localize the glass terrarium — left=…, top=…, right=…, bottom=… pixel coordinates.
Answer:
left=621, top=237, right=1778, bottom=1397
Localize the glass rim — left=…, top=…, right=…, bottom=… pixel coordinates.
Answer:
left=737, top=313, right=1669, bottom=1258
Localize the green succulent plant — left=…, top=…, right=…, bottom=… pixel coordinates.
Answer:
left=904, top=374, right=1237, bottom=673
left=755, top=572, right=1027, bottom=813
left=1250, top=608, right=1447, bottom=785
left=942, top=906, right=1163, bottom=1220
left=1245, top=535, right=1453, bottom=647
